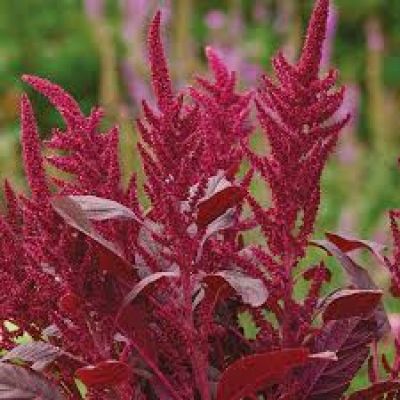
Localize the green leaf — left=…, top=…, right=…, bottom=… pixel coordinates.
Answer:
left=237, top=311, right=259, bottom=340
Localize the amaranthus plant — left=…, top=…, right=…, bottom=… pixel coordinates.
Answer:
left=0, top=0, right=397, bottom=399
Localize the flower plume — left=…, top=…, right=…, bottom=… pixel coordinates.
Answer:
left=20, top=94, right=49, bottom=203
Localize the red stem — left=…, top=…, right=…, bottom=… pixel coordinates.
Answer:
left=181, top=254, right=211, bottom=400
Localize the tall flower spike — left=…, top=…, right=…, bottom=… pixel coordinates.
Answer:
left=139, top=10, right=204, bottom=206
left=298, top=0, right=329, bottom=82
left=20, top=94, right=49, bottom=203
left=22, top=75, right=85, bottom=130
left=148, top=11, right=174, bottom=113
left=190, top=46, right=253, bottom=174
left=23, top=76, right=124, bottom=200
left=250, top=0, right=348, bottom=260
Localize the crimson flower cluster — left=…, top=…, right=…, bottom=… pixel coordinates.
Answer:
left=0, top=0, right=398, bottom=399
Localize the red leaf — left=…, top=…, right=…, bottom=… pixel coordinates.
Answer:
left=117, top=301, right=156, bottom=360
left=304, top=265, right=332, bottom=282
left=76, top=360, right=131, bottom=388
left=58, top=292, right=82, bottom=315
left=51, top=196, right=136, bottom=282
left=197, top=186, right=244, bottom=228
left=116, top=272, right=181, bottom=362
left=202, top=274, right=235, bottom=305
left=2, top=341, right=61, bottom=371
left=202, top=270, right=268, bottom=308
left=347, top=380, right=400, bottom=400
left=68, top=195, right=142, bottom=223
left=322, top=289, right=382, bottom=322
left=95, top=244, right=136, bottom=284
left=311, top=239, right=378, bottom=290
left=298, top=317, right=383, bottom=400
left=325, top=232, right=386, bottom=265
left=216, top=348, right=309, bottom=400
left=121, top=270, right=180, bottom=309
left=310, top=239, right=390, bottom=337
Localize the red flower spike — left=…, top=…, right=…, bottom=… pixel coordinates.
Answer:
left=196, top=186, right=245, bottom=229
left=20, top=94, right=49, bottom=203
left=22, top=74, right=85, bottom=129
left=298, top=0, right=330, bottom=82
left=249, top=0, right=348, bottom=261
left=303, top=265, right=331, bottom=282
left=76, top=360, right=131, bottom=388
left=148, top=11, right=173, bottom=112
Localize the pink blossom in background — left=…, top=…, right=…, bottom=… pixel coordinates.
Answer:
left=204, top=9, right=261, bottom=85
left=121, top=59, right=153, bottom=108
left=336, top=84, right=361, bottom=164
left=366, top=18, right=385, bottom=52
left=120, top=0, right=172, bottom=108
left=321, top=3, right=338, bottom=69
left=252, top=0, right=269, bottom=23
left=337, top=208, right=358, bottom=235
left=84, top=0, right=104, bottom=20
left=204, top=10, right=226, bottom=30
left=389, top=314, right=400, bottom=339
left=120, top=0, right=171, bottom=41
left=120, top=0, right=150, bottom=42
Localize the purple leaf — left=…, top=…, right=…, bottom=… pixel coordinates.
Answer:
left=311, top=239, right=390, bottom=337
left=297, top=241, right=390, bottom=399
left=203, top=270, right=268, bottom=308
left=121, top=270, right=180, bottom=309
left=322, top=289, right=382, bottom=322
left=196, top=186, right=244, bottom=229
left=51, top=196, right=123, bottom=258
left=311, top=239, right=377, bottom=289
left=196, top=210, right=238, bottom=262
left=51, top=196, right=136, bottom=281
left=69, top=195, right=142, bottom=222
left=42, top=325, right=61, bottom=338
left=298, top=317, right=378, bottom=400
left=325, top=231, right=386, bottom=265
left=0, top=363, right=64, bottom=399
left=2, top=341, right=61, bottom=371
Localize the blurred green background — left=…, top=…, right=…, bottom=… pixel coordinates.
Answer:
left=0, top=0, right=399, bottom=392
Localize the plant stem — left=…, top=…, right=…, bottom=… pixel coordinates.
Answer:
left=181, top=251, right=210, bottom=400
left=282, top=248, right=295, bottom=348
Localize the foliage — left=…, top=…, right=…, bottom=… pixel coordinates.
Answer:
left=0, top=0, right=400, bottom=399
